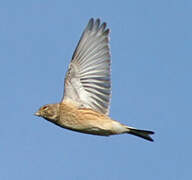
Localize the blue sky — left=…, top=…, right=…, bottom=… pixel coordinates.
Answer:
left=1, top=0, right=191, bottom=179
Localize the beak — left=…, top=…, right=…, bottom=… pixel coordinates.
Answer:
left=34, top=111, right=40, bottom=116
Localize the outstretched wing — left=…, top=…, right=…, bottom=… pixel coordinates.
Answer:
left=62, top=18, right=111, bottom=115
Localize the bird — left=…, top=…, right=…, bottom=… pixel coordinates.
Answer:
left=35, top=18, right=154, bottom=141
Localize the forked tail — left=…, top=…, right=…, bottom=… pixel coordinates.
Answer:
left=127, top=127, right=154, bottom=142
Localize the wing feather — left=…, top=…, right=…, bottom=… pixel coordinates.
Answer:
left=62, top=18, right=111, bottom=115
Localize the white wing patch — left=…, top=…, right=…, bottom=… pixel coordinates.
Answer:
left=62, top=18, right=111, bottom=115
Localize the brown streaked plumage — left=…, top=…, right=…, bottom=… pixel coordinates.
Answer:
left=35, top=18, right=154, bottom=141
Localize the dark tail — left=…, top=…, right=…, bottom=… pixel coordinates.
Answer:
left=128, top=128, right=154, bottom=142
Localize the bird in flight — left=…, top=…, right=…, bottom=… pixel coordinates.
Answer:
left=35, top=18, right=154, bottom=141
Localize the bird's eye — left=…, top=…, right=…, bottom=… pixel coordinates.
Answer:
left=41, top=106, right=48, bottom=110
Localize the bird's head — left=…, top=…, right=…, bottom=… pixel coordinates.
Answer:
left=35, top=103, right=60, bottom=122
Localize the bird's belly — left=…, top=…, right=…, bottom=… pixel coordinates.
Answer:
left=56, top=115, right=112, bottom=136
left=56, top=116, right=113, bottom=136
left=57, top=123, right=113, bottom=136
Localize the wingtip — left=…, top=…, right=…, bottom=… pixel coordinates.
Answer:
left=87, top=18, right=108, bottom=33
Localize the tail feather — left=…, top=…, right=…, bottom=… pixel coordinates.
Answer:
left=127, top=128, right=154, bottom=142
